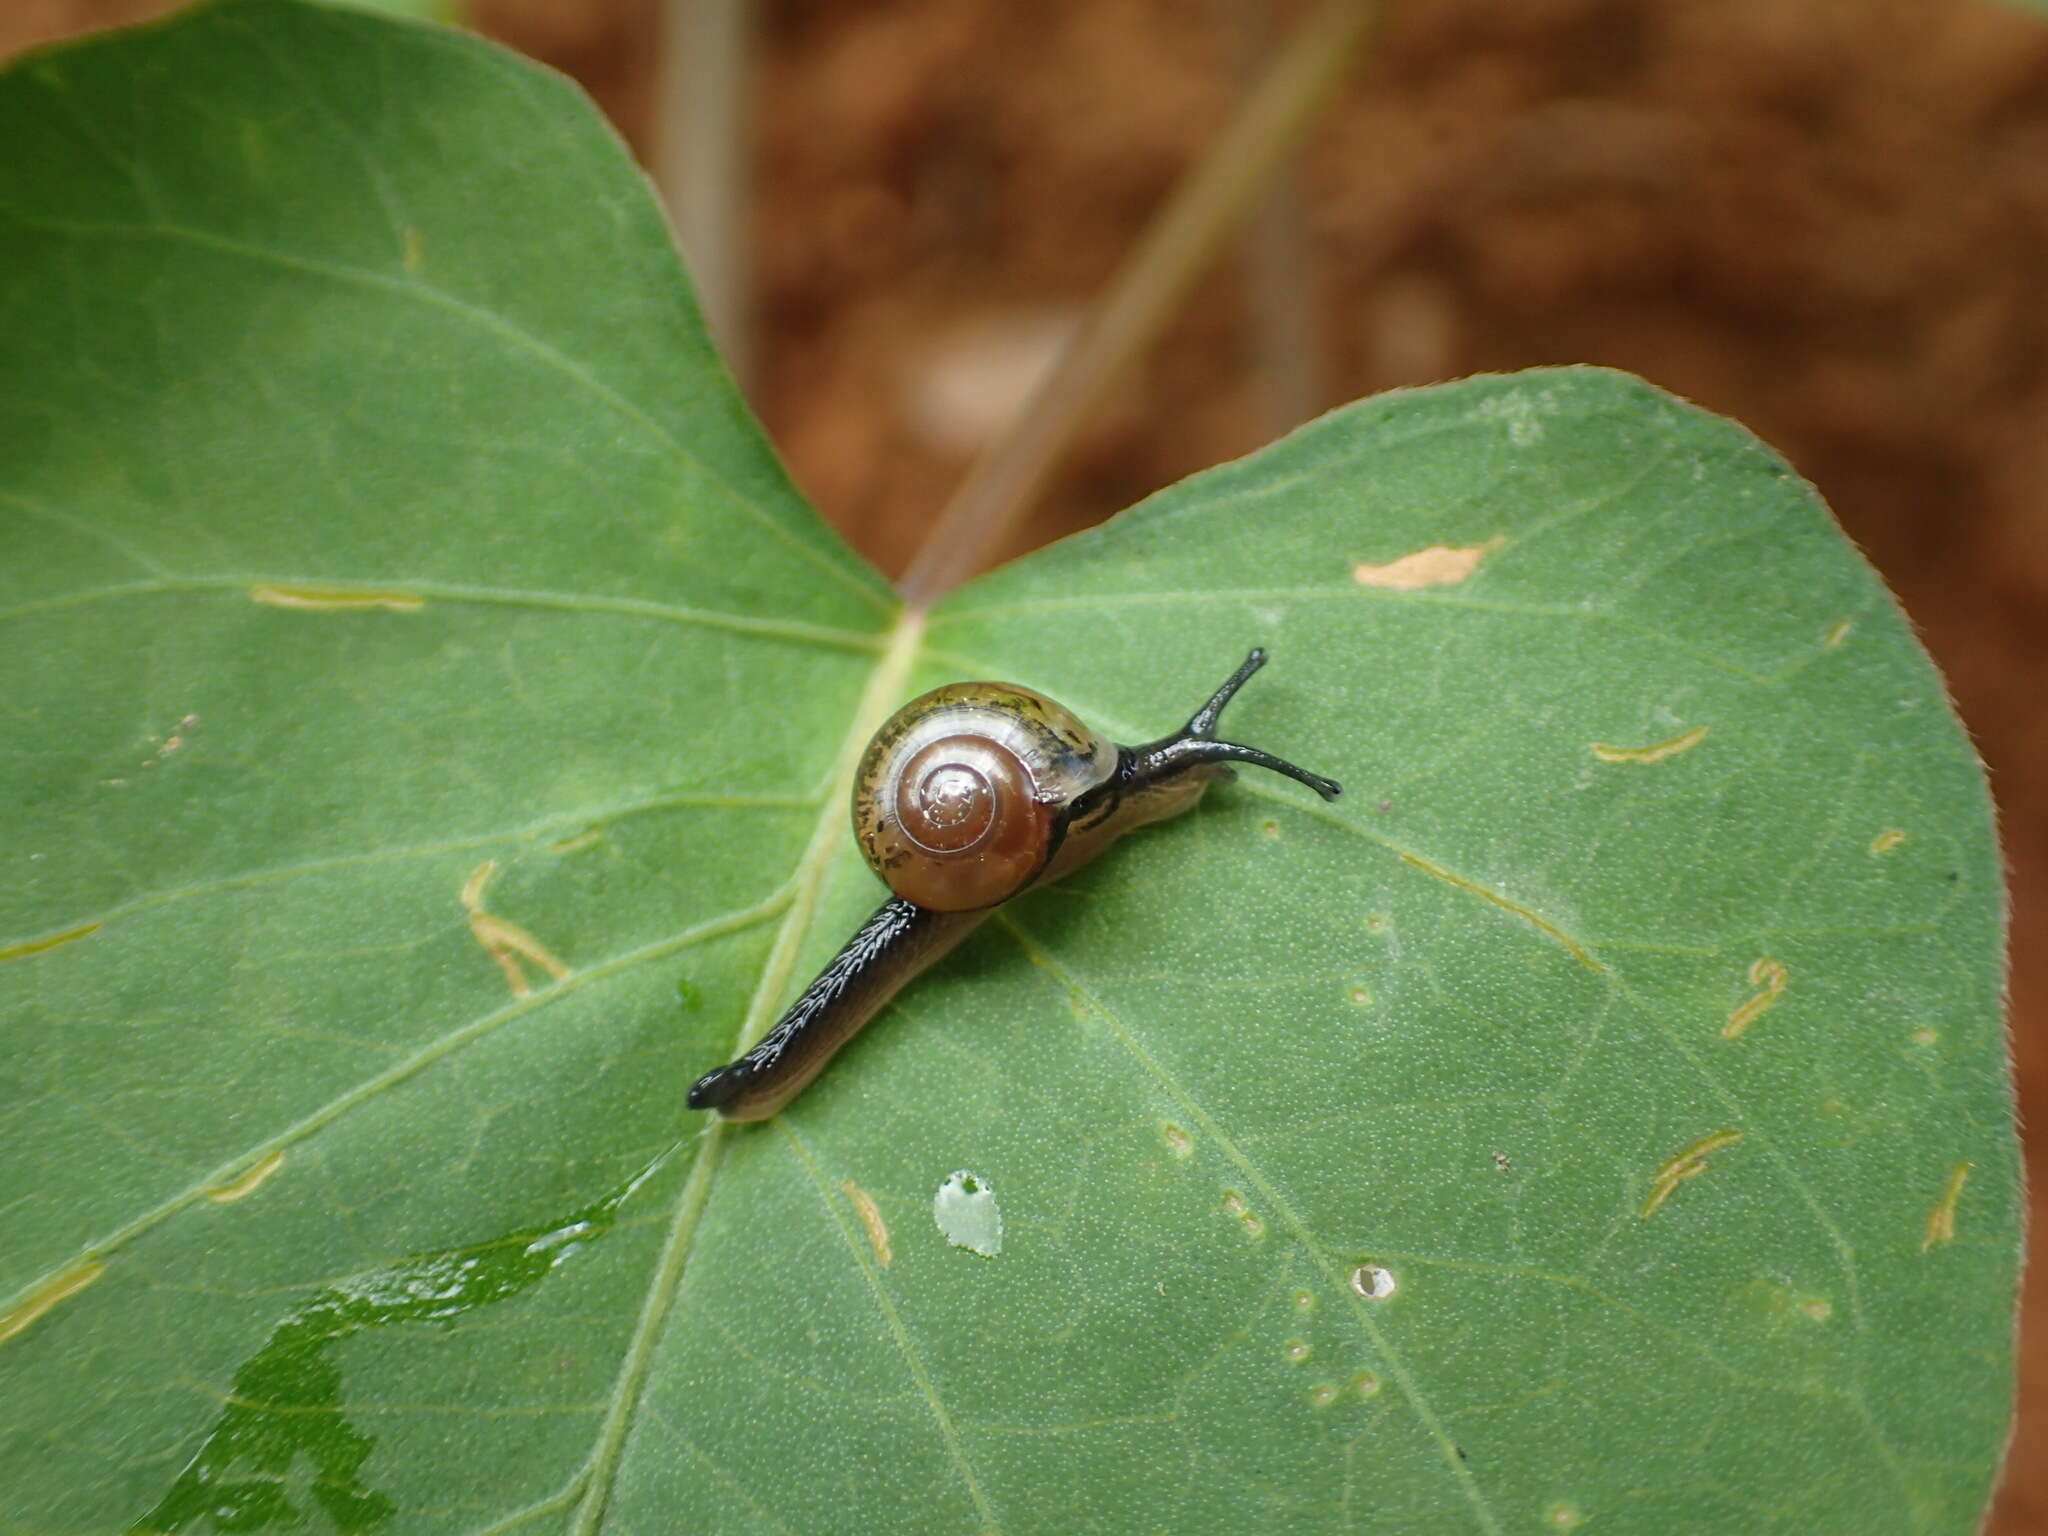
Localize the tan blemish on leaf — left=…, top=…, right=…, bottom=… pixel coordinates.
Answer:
left=462, top=860, right=570, bottom=999
left=203, top=1149, right=285, bottom=1204
left=0, top=1259, right=105, bottom=1347
left=1922, top=1161, right=1972, bottom=1251
left=1221, top=1190, right=1266, bottom=1239
left=1351, top=537, right=1504, bottom=591
left=1870, top=828, right=1907, bottom=855
left=1800, top=1298, right=1832, bottom=1323
left=0, top=922, right=101, bottom=965
left=402, top=225, right=425, bottom=272
left=1590, top=725, right=1708, bottom=765
left=842, top=1180, right=892, bottom=1268
left=1824, top=618, right=1853, bottom=648
left=1640, top=1129, right=1743, bottom=1218
left=1309, top=1383, right=1340, bottom=1409
left=1162, top=1123, right=1194, bottom=1159
left=1398, top=852, right=1605, bottom=971
left=549, top=829, right=604, bottom=855
left=1723, top=957, right=1788, bottom=1040
left=249, top=584, right=424, bottom=613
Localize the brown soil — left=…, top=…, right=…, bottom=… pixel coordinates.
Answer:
left=10, top=0, right=2048, bottom=1525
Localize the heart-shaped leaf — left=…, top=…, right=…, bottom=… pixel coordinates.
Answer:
left=0, top=4, right=2016, bottom=1532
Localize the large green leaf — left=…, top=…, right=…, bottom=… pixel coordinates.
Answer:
left=0, top=3, right=2017, bottom=1532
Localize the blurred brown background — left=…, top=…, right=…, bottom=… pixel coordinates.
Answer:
left=10, top=0, right=2044, bottom=1526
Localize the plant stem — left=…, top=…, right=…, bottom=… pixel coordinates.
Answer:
left=654, top=0, right=753, bottom=389
left=896, top=0, right=1378, bottom=609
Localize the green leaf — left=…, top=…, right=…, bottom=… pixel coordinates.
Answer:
left=0, top=3, right=2016, bottom=1533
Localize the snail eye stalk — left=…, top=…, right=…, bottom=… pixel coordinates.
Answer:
left=1124, top=648, right=1343, bottom=802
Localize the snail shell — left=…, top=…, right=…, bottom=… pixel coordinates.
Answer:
left=852, top=683, right=1118, bottom=912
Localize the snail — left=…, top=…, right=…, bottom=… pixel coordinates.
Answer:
left=687, top=649, right=1341, bottom=1120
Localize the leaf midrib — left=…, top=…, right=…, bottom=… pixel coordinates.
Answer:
left=568, top=610, right=926, bottom=1533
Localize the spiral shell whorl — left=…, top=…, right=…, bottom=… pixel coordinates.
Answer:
left=854, top=683, right=1117, bottom=912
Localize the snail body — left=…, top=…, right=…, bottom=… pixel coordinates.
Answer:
left=688, top=649, right=1340, bottom=1120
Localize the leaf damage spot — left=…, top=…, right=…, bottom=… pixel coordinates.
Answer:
left=549, top=828, right=604, bottom=855
left=1351, top=537, right=1504, bottom=591
left=1824, top=618, right=1853, bottom=648
left=1800, top=1298, right=1832, bottom=1324
left=1221, top=1190, right=1267, bottom=1239
left=138, top=714, right=201, bottom=772
left=934, top=1170, right=1002, bottom=1257
left=1353, top=1370, right=1381, bottom=1397
left=1547, top=1505, right=1585, bottom=1531
left=1398, top=851, right=1605, bottom=971
left=0, top=1259, right=105, bottom=1347
left=402, top=225, right=425, bottom=272
left=1162, top=1123, right=1194, bottom=1159
left=842, top=1180, right=892, bottom=1268
left=204, top=1149, right=286, bottom=1204
left=1723, top=957, right=1788, bottom=1040
left=1870, top=828, right=1907, bottom=855
left=1922, top=1161, right=1972, bottom=1251
left=1309, top=1383, right=1340, bottom=1409
left=1590, top=725, right=1708, bottom=765
left=0, top=921, right=101, bottom=965
left=461, top=860, right=570, bottom=999
left=1348, top=1262, right=1397, bottom=1300
left=1639, top=1129, right=1743, bottom=1218
left=1347, top=984, right=1372, bottom=1007
left=249, top=583, right=424, bottom=613
left=1284, top=1339, right=1311, bottom=1364
left=1292, top=1288, right=1316, bottom=1312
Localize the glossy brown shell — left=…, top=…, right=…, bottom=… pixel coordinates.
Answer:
left=853, top=683, right=1118, bottom=912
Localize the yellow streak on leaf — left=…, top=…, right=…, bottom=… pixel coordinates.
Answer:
left=249, top=584, right=424, bottom=613
left=1824, top=617, right=1853, bottom=648
left=1397, top=852, right=1605, bottom=971
left=1640, top=1129, right=1743, bottom=1218
left=1723, top=957, right=1788, bottom=1040
left=1871, top=828, right=1907, bottom=855
left=1351, top=537, right=1504, bottom=590
left=203, top=1149, right=285, bottom=1204
left=1922, top=1161, right=1972, bottom=1251
left=0, top=1260, right=106, bottom=1347
left=1590, top=725, right=1709, bottom=764
left=462, top=860, right=570, bottom=999
left=0, top=922, right=101, bottom=965
left=842, top=1181, right=892, bottom=1268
